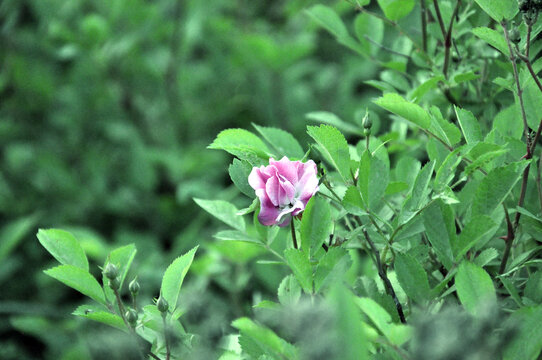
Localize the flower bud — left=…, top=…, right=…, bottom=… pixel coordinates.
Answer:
left=129, top=278, right=140, bottom=295
left=363, top=128, right=371, bottom=136
left=157, top=295, right=169, bottom=313
left=109, top=277, right=120, bottom=290
left=126, top=308, right=138, bottom=326
left=362, top=111, right=372, bottom=129
left=103, top=263, right=118, bottom=280
left=509, top=27, right=521, bottom=44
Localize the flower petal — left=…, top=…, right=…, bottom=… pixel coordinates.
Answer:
left=270, top=156, right=301, bottom=185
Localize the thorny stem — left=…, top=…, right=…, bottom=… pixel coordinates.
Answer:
left=362, top=228, right=406, bottom=324
left=290, top=217, right=298, bottom=249
left=432, top=0, right=447, bottom=38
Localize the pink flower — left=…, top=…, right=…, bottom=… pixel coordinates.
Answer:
left=248, top=156, right=319, bottom=227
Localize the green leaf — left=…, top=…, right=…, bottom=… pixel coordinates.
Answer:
left=0, top=215, right=38, bottom=262
left=522, top=70, right=542, bottom=130
left=300, top=196, right=332, bottom=257
left=408, top=160, right=435, bottom=211
left=252, top=124, right=304, bottom=159
left=472, top=27, right=508, bottom=55
left=284, top=248, right=313, bottom=294
left=472, top=162, right=528, bottom=217
left=474, top=248, right=499, bottom=267
left=103, top=244, right=137, bottom=303
left=473, top=0, right=517, bottom=22
left=354, top=13, right=384, bottom=56
left=305, top=5, right=348, bottom=38
left=73, top=305, right=126, bottom=331
left=455, top=261, right=496, bottom=315
left=277, top=275, right=301, bottom=306
left=376, top=0, right=415, bottom=21
left=374, top=93, right=431, bottom=129
left=160, top=246, right=198, bottom=312
left=394, top=253, right=430, bottom=303
left=37, top=229, right=89, bottom=271
left=194, top=198, right=246, bottom=231
left=422, top=200, right=455, bottom=269
left=44, top=265, right=106, bottom=305
left=454, top=216, right=497, bottom=258
left=525, top=271, right=542, bottom=303
left=229, top=159, right=254, bottom=198
left=429, top=106, right=462, bottom=147
left=504, top=306, right=542, bottom=360
left=306, top=111, right=362, bottom=136
left=214, top=230, right=262, bottom=245
left=410, top=76, right=445, bottom=102
left=314, top=248, right=351, bottom=293
left=232, top=317, right=298, bottom=360
left=358, top=150, right=389, bottom=211
left=307, top=124, right=351, bottom=183
left=342, top=186, right=367, bottom=216
left=208, top=128, right=271, bottom=162
left=454, top=106, right=483, bottom=144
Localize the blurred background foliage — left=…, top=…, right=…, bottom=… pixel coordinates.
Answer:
left=0, top=0, right=379, bottom=358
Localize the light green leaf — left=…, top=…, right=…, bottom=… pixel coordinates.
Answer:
left=208, top=128, right=271, bottom=162
left=422, top=200, right=455, bottom=269
left=429, top=106, right=462, bottom=147
left=454, top=106, right=483, bottom=144
left=472, top=27, right=508, bottom=55
left=44, top=265, right=106, bottom=305
left=354, top=13, right=384, bottom=56
left=103, top=244, right=137, bottom=303
left=305, top=5, right=348, bottom=38
left=300, top=196, right=332, bottom=257
left=194, top=198, right=246, bottom=231
left=525, top=271, right=542, bottom=303
left=0, top=215, right=38, bottom=262
left=376, top=0, right=415, bottom=21
left=214, top=230, right=262, bottom=245
left=474, top=248, right=499, bottom=267
left=359, top=150, right=389, bottom=211
left=277, top=275, right=301, bottom=306
left=454, top=216, right=497, bottom=258
left=284, top=248, right=313, bottom=294
left=37, top=229, right=89, bottom=271
left=394, top=253, right=430, bottom=303
left=504, top=306, right=542, bottom=360
left=229, top=159, right=254, bottom=198
left=306, top=111, right=362, bottom=136
left=408, top=160, right=435, bottom=211
left=471, top=162, right=528, bottom=217
left=160, top=246, right=198, bottom=312
left=73, top=305, right=126, bottom=331
left=410, top=76, right=445, bottom=102
left=252, top=124, right=304, bottom=159
left=473, top=0, right=517, bottom=22
left=314, top=248, right=351, bottom=293
left=455, top=261, right=496, bottom=315
left=374, top=93, right=431, bottom=129
left=342, top=186, right=367, bottom=216
left=307, top=124, right=351, bottom=183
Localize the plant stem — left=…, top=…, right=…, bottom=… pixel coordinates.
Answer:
left=113, top=287, right=145, bottom=360
left=362, top=228, right=406, bottom=324
left=432, top=0, right=447, bottom=38
left=163, top=314, right=171, bottom=360
left=421, top=0, right=428, bottom=52
left=443, top=1, right=461, bottom=78
left=290, top=217, right=298, bottom=249
left=537, top=156, right=542, bottom=212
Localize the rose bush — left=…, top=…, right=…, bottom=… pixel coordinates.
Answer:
left=248, top=156, right=319, bottom=226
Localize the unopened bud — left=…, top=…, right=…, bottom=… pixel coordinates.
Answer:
left=362, top=111, right=372, bottom=129
left=509, top=28, right=521, bottom=43
left=129, top=278, right=140, bottom=295
left=109, top=277, right=120, bottom=290
left=157, top=295, right=169, bottom=313
left=126, top=308, right=138, bottom=326
left=103, top=263, right=118, bottom=280
left=363, top=128, right=371, bottom=136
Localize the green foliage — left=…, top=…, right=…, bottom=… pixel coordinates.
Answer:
left=455, top=261, right=497, bottom=315
left=160, top=246, right=198, bottom=312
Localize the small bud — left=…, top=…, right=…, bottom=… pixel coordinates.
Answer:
left=362, top=110, right=372, bottom=129
left=509, top=28, right=521, bottom=43
left=363, top=128, right=371, bottom=136
left=103, top=263, right=118, bottom=280
left=157, top=295, right=169, bottom=313
left=129, top=278, right=140, bottom=295
left=109, top=277, right=120, bottom=290
left=126, top=308, right=138, bottom=326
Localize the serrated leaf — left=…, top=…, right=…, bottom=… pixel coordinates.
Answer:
left=314, top=248, right=351, bottom=293
left=44, top=265, right=106, bottom=305
left=342, top=186, right=367, bottom=215
left=455, top=261, right=496, bottom=315
left=252, top=124, right=304, bottom=159
left=300, top=196, right=332, bottom=257
left=394, top=253, right=430, bottom=303
left=306, top=111, right=362, bottom=136
left=376, top=0, right=415, bottom=21
left=160, top=246, right=198, bottom=312
left=194, top=198, right=246, bottom=231
left=359, top=150, right=389, bottom=211
left=37, top=229, right=89, bottom=271
left=473, top=0, right=517, bottom=22
left=103, top=244, right=137, bottom=303
left=422, top=200, right=455, bottom=269
left=73, top=305, right=126, bottom=331
left=474, top=248, right=499, bottom=267
left=454, top=216, right=497, bottom=258
left=472, top=162, right=528, bottom=217
left=429, top=106, right=462, bottom=147
left=374, top=93, right=431, bottom=129
left=229, top=159, right=254, bottom=197
left=472, top=27, right=508, bottom=55
left=208, top=128, right=271, bottom=162
left=305, top=4, right=348, bottom=38
left=277, top=275, right=301, bottom=306
left=307, top=124, right=351, bottom=183
left=454, top=106, right=483, bottom=144
left=284, top=248, right=313, bottom=294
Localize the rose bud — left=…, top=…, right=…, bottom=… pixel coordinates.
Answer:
left=248, top=156, right=319, bottom=227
